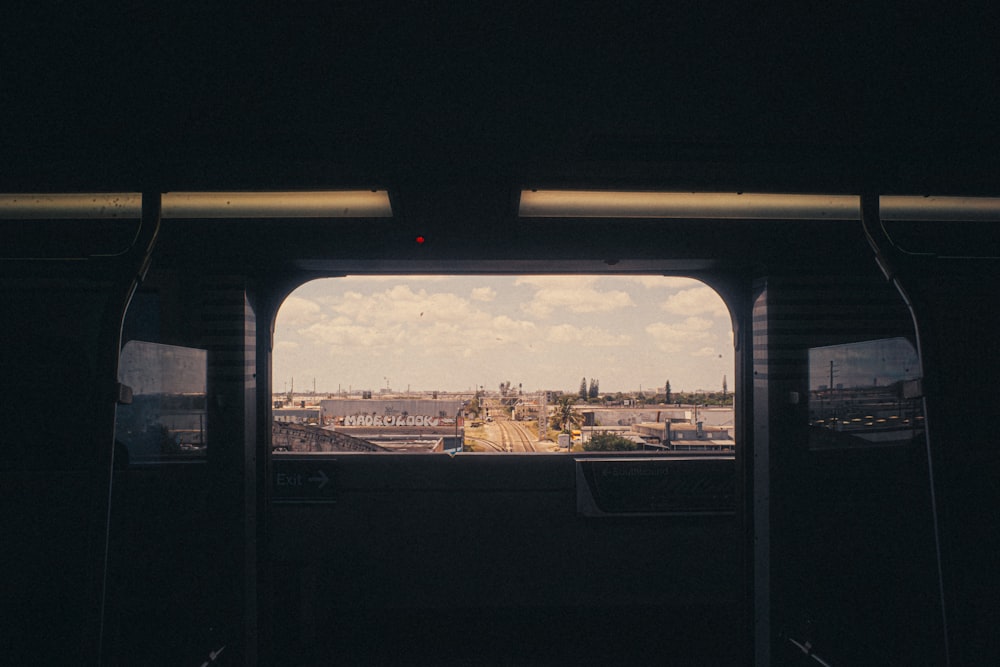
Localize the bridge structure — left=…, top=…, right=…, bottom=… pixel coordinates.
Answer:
left=271, top=422, right=386, bottom=453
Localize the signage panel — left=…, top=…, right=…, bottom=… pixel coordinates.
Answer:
left=576, top=457, right=734, bottom=517
left=272, top=458, right=337, bottom=503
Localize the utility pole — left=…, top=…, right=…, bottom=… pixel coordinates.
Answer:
left=538, top=390, right=548, bottom=447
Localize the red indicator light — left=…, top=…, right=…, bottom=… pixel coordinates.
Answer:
left=415, top=235, right=426, bottom=244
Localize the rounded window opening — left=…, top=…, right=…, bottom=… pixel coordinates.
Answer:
left=272, top=275, right=735, bottom=455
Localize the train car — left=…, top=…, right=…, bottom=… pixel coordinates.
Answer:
left=2, top=6, right=998, bottom=666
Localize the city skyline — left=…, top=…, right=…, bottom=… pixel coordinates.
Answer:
left=273, top=275, right=734, bottom=395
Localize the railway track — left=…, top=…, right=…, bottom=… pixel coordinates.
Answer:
left=467, top=416, right=539, bottom=452
left=467, top=437, right=504, bottom=452
left=496, top=418, right=536, bottom=452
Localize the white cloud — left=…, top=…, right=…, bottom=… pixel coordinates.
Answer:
left=520, top=279, right=635, bottom=318
left=297, top=288, right=541, bottom=355
left=471, top=286, right=496, bottom=302
left=278, top=296, right=324, bottom=327
left=660, top=286, right=730, bottom=317
left=489, top=315, right=537, bottom=337
left=298, top=318, right=404, bottom=349
left=325, top=276, right=449, bottom=284
left=330, top=285, right=473, bottom=325
left=622, top=276, right=707, bottom=290
left=408, top=314, right=538, bottom=352
left=274, top=276, right=735, bottom=393
left=645, top=317, right=715, bottom=351
left=515, top=276, right=598, bottom=289
left=545, top=324, right=632, bottom=346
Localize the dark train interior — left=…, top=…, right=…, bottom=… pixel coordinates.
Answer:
left=2, top=5, right=998, bottom=666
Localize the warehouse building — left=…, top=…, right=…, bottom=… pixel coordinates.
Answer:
left=319, top=398, right=466, bottom=452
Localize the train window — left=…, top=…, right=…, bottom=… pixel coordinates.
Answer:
left=807, top=337, right=924, bottom=450
left=115, top=341, right=208, bottom=462
left=273, top=275, right=735, bottom=455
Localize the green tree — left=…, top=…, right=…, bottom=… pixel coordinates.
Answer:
left=588, top=378, right=599, bottom=399
left=550, top=395, right=583, bottom=432
left=579, top=377, right=588, bottom=400
left=665, top=380, right=671, bottom=404
left=467, top=395, right=482, bottom=418
left=584, top=431, right=638, bottom=451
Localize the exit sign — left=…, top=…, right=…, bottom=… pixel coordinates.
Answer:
left=272, top=457, right=337, bottom=503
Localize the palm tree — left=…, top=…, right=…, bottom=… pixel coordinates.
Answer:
left=550, top=395, right=583, bottom=432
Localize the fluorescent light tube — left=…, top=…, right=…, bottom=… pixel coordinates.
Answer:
left=518, top=190, right=860, bottom=219
left=520, top=190, right=1000, bottom=221
left=161, top=190, right=392, bottom=218
left=0, top=193, right=142, bottom=219
left=879, top=196, right=1000, bottom=221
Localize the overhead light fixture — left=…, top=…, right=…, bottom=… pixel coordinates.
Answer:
left=160, top=190, right=393, bottom=218
left=518, top=190, right=860, bottom=219
left=879, top=195, right=1000, bottom=222
left=0, top=190, right=394, bottom=220
left=519, top=190, right=1000, bottom=221
left=0, top=193, right=142, bottom=218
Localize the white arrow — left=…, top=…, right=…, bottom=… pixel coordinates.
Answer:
left=308, top=469, right=329, bottom=489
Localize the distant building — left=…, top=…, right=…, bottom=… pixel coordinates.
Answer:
left=664, top=421, right=734, bottom=452
left=581, top=406, right=696, bottom=427
left=273, top=406, right=321, bottom=424
left=512, top=400, right=542, bottom=421
left=668, top=422, right=732, bottom=441
left=589, top=419, right=735, bottom=453
left=318, top=398, right=465, bottom=452
left=320, top=398, right=464, bottom=424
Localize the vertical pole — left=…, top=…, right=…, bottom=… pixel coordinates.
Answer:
left=96, top=192, right=161, bottom=664
left=860, top=193, right=951, bottom=666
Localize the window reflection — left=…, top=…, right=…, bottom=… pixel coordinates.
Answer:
left=115, top=341, right=207, bottom=461
left=808, top=338, right=924, bottom=449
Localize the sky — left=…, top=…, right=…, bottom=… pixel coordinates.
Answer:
left=808, top=337, right=919, bottom=391
left=273, top=276, right=734, bottom=395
